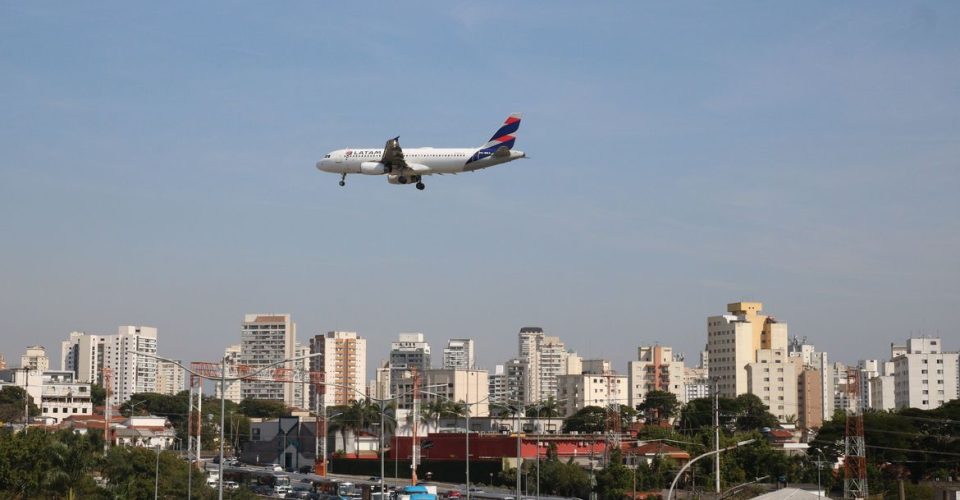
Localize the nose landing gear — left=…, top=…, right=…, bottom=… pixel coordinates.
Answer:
left=416, top=182, right=425, bottom=191
left=339, top=173, right=346, bottom=187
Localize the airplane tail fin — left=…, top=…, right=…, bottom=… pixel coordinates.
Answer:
left=480, top=113, right=521, bottom=150
left=467, top=113, right=521, bottom=164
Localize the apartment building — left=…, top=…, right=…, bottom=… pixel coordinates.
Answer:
left=707, top=302, right=788, bottom=398
left=102, top=326, right=158, bottom=407
left=309, top=331, right=367, bottom=407
left=558, top=365, right=628, bottom=417
left=891, top=337, right=959, bottom=410
left=240, top=314, right=296, bottom=405
left=627, top=345, right=686, bottom=408
left=21, top=346, right=50, bottom=372
left=216, top=344, right=243, bottom=404
left=442, top=339, right=475, bottom=370
left=156, top=360, right=185, bottom=396
left=745, top=348, right=798, bottom=423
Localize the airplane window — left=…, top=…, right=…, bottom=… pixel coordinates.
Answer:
left=324, top=154, right=330, bottom=158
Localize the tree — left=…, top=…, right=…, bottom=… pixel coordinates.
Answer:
left=637, top=390, right=679, bottom=425
left=239, top=398, right=287, bottom=418
left=0, top=386, right=39, bottom=424
left=732, top=394, right=779, bottom=431
left=562, top=406, right=607, bottom=434
left=595, top=448, right=633, bottom=499
left=526, top=397, right=562, bottom=418
left=90, top=384, right=106, bottom=408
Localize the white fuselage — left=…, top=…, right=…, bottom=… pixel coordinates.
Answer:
left=315, top=147, right=525, bottom=177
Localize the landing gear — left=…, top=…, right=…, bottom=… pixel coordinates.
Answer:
left=416, top=182, right=425, bottom=191
left=397, top=176, right=408, bottom=184
left=339, top=173, right=346, bottom=187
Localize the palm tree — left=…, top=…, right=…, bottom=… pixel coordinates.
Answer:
left=527, top=397, right=562, bottom=418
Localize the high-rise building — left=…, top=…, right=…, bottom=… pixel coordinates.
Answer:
left=156, top=360, right=185, bottom=396
left=797, top=367, right=824, bottom=430
left=240, top=314, right=296, bottom=405
left=389, top=332, right=431, bottom=397
left=309, top=331, right=367, bottom=407
left=517, top=327, right=578, bottom=404
left=627, top=345, right=686, bottom=408
left=372, top=361, right=391, bottom=400
left=489, top=358, right=527, bottom=407
left=60, top=331, right=85, bottom=375
left=396, top=369, right=489, bottom=416
left=707, top=302, right=788, bottom=398
left=891, top=337, right=959, bottom=410
left=102, top=326, right=158, bottom=406
left=59, top=331, right=106, bottom=385
left=217, top=344, right=243, bottom=404
left=293, top=343, right=311, bottom=409
left=0, top=354, right=5, bottom=370
left=869, top=361, right=896, bottom=411
left=745, top=347, right=798, bottom=422
left=558, top=364, right=628, bottom=417
left=20, top=346, right=50, bottom=372
left=683, top=367, right=710, bottom=403
left=442, top=339, right=475, bottom=370
left=788, top=338, right=833, bottom=423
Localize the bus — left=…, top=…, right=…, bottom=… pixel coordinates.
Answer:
left=313, top=478, right=359, bottom=499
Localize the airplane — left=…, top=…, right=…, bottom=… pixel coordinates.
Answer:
left=315, top=113, right=526, bottom=190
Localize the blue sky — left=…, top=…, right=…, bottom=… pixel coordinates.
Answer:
left=1, top=2, right=958, bottom=375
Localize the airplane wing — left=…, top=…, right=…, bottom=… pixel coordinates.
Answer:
left=379, top=137, right=407, bottom=171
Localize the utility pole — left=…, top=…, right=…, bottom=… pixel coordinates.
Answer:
left=187, top=382, right=193, bottom=500
left=103, top=367, right=112, bottom=455
left=411, top=368, right=420, bottom=485
left=714, top=378, right=720, bottom=495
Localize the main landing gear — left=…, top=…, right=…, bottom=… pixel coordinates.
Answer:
left=339, top=173, right=346, bottom=187
left=416, top=182, right=425, bottom=191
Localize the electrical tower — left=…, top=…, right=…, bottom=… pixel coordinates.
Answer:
left=102, top=366, right=112, bottom=454
left=843, top=368, right=868, bottom=499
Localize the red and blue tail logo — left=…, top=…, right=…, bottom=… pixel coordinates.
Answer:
left=468, top=113, right=521, bottom=164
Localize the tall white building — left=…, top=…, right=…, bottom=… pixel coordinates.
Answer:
left=891, top=337, right=959, bottom=410
left=517, top=327, right=578, bottom=404
left=156, top=360, right=185, bottom=396
left=707, top=302, right=788, bottom=398
left=746, top=348, right=798, bottom=422
left=869, top=361, right=896, bottom=411
left=442, top=339, right=475, bottom=370
left=683, top=367, right=710, bottom=403
left=292, top=343, right=311, bottom=409
left=558, top=366, right=628, bottom=417
left=217, top=344, right=243, bottom=404
left=102, top=326, right=158, bottom=407
left=408, top=369, right=489, bottom=416
left=20, top=346, right=50, bottom=372
left=627, top=345, right=686, bottom=408
left=60, top=332, right=85, bottom=375
left=310, top=331, right=367, bottom=407
left=240, top=314, right=296, bottom=405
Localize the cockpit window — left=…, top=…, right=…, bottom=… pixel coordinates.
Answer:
left=324, top=154, right=331, bottom=158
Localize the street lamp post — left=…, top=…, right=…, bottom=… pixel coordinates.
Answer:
left=154, top=444, right=161, bottom=500
left=667, top=439, right=756, bottom=500
left=130, top=350, right=324, bottom=500
left=815, top=449, right=825, bottom=498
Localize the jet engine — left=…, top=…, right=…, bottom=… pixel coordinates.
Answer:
left=360, top=162, right=387, bottom=175
left=387, top=174, right=421, bottom=185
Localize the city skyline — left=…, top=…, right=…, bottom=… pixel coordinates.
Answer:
left=2, top=3, right=958, bottom=379
left=4, top=309, right=957, bottom=386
